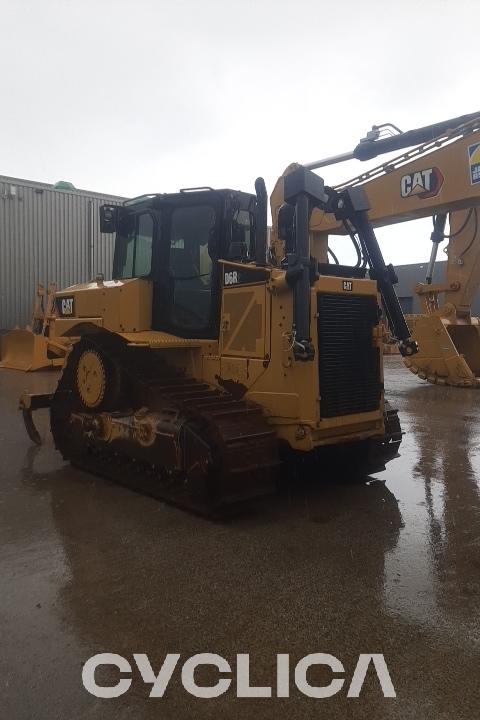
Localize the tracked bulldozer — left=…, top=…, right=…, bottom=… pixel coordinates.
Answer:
left=0, top=283, right=70, bottom=371
left=20, top=168, right=416, bottom=515
left=302, top=112, right=480, bottom=387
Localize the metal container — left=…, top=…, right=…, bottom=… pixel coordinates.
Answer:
left=0, top=175, right=125, bottom=330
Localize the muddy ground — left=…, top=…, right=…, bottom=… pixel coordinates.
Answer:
left=0, top=357, right=479, bottom=719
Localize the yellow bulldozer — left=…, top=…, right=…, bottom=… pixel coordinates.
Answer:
left=300, top=112, right=480, bottom=387
left=0, top=282, right=70, bottom=371
left=20, top=158, right=421, bottom=514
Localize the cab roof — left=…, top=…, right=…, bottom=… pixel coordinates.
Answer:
left=123, top=187, right=255, bottom=208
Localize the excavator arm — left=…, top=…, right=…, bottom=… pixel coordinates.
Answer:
left=309, top=119, right=480, bottom=234
left=271, top=112, right=480, bottom=386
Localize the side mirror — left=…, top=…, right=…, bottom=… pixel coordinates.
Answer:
left=100, top=204, right=119, bottom=233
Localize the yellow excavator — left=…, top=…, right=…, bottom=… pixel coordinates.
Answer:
left=19, top=162, right=418, bottom=515
left=287, top=112, right=480, bottom=387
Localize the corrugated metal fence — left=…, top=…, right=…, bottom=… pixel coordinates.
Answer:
left=0, top=175, right=125, bottom=329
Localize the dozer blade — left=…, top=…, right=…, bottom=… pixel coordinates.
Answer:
left=0, top=329, right=66, bottom=371
left=404, top=314, right=480, bottom=387
left=19, top=391, right=53, bottom=445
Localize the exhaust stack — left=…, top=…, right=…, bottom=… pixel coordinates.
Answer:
left=254, top=177, right=268, bottom=265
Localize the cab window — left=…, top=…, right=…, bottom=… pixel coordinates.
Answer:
left=168, top=204, right=216, bottom=331
left=227, top=208, right=254, bottom=260
left=114, top=212, right=154, bottom=278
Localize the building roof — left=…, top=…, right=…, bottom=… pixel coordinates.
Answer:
left=0, top=173, right=126, bottom=202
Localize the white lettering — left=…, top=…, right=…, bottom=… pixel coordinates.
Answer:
left=294, top=653, right=345, bottom=698
left=81, top=651, right=396, bottom=700
left=134, top=653, right=180, bottom=698
left=401, top=168, right=440, bottom=198
left=422, top=167, right=433, bottom=191
left=224, top=271, right=239, bottom=285
left=276, top=654, right=290, bottom=697
left=412, top=171, right=423, bottom=190
left=61, top=298, right=73, bottom=314
left=400, top=174, right=411, bottom=197
left=236, top=654, right=272, bottom=697
left=181, top=653, right=231, bottom=698
left=82, top=653, right=132, bottom=698
left=347, top=653, right=396, bottom=698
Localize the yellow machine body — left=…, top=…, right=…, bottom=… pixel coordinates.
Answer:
left=55, top=268, right=385, bottom=452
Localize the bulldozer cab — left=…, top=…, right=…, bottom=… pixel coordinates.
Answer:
left=103, top=188, right=257, bottom=339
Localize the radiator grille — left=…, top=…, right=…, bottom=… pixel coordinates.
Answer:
left=317, top=293, right=381, bottom=418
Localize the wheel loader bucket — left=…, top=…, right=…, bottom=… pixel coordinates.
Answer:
left=403, top=314, right=480, bottom=387
left=0, top=329, right=66, bottom=372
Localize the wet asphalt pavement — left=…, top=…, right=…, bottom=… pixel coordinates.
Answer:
left=0, top=357, right=479, bottom=719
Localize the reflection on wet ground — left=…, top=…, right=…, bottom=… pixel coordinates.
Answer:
left=0, top=357, right=479, bottom=719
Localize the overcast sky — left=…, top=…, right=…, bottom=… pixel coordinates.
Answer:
left=1, top=0, right=478, bottom=265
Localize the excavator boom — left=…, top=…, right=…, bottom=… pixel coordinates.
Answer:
left=305, top=111, right=480, bottom=169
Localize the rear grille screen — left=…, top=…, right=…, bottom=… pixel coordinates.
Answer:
left=317, top=293, right=381, bottom=418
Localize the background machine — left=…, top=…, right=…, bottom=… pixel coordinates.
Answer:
left=286, top=112, right=480, bottom=387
